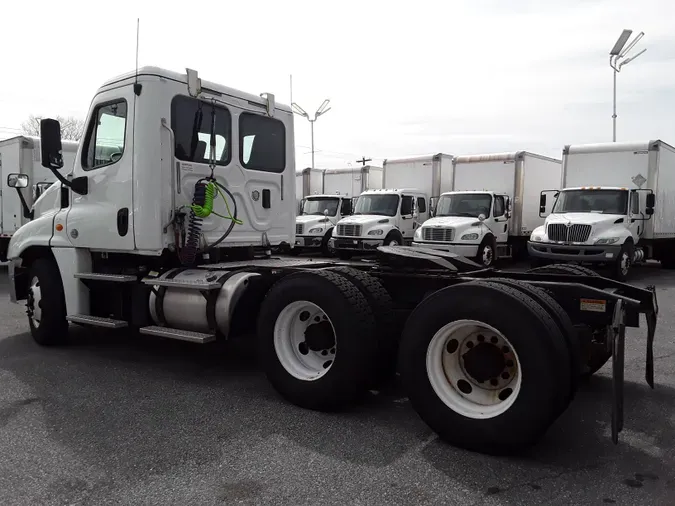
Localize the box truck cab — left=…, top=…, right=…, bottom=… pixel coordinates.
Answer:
left=411, top=151, right=562, bottom=267
left=329, top=188, right=429, bottom=259
left=294, top=193, right=353, bottom=255
left=295, top=167, right=324, bottom=213
left=413, top=190, right=510, bottom=267
left=527, top=140, right=673, bottom=280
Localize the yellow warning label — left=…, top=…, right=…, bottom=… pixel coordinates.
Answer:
left=580, top=298, right=607, bottom=313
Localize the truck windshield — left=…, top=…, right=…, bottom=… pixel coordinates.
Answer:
left=435, top=193, right=492, bottom=218
left=353, top=194, right=400, bottom=216
left=302, top=197, right=340, bottom=216
left=552, top=189, right=628, bottom=214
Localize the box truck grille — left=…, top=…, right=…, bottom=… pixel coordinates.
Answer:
left=422, top=227, right=455, bottom=242
left=296, top=224, right=304, bottom=235
left=337, top=224, right=362, bottom=237
left=547, top=224, right=591, bottom=243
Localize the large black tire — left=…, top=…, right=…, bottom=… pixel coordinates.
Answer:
left=328, top=267, right=399, bottom=383
left=257, top=270, right=377, bottom=411
left=28, top=257, right=69, bottom=346
left=320, top=230, right=333, bottom=257
left=398, top=281, right=571, bottom=455
left=526, top=263, right=611, bottom=376
left=487, top=278, right=581, bottom=412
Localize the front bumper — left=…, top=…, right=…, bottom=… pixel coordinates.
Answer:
left=528, top=241, right=622, bottom=262
left=294, top=235, right=323, bottom=248
left=411, top=241, right=478, bottom=258
left=330, top=237, right=383, bottom=251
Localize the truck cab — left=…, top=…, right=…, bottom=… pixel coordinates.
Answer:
left=294, top=193, right=353, bottom=255
left=329, top=188, right=429, bottom=259
left=412, top=190, right=510, bottom=267
left=528, top=186, right=655, bottom=280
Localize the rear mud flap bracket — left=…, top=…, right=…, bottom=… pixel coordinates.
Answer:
left=611, top=299, right=625, bottom=444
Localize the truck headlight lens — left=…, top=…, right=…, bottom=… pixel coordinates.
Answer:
left=414, top=227, right=422, bottom=240
left=531, top=234, right=543, bottom=242
left=461, top=233, right=479, bottom=240
left=367, top=229, right=384, bottom=236
left=595, top=237, right=619, bottom=245
left=308, top=227, right=323, bottom=234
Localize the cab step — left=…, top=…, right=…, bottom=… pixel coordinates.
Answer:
left=139, top=325, right=215, bottom=344
left=66, top=314, right=129, bottom=328
left=74, top=272, right=137, bottom=282
left=141, top=277, right=221, bottom=290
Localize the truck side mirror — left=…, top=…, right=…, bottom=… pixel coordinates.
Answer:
left=646, top=193, right=655, bottom=209
left=539, top=193, right=547, bottom=216
left=340, top=198, right=352, bottom=215
left=40, top=118, right=64, bottom=171
left=7, top=173, right=29, bottom=188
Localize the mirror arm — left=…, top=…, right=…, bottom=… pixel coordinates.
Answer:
left=50, top=170, right=88, bottom=196
left=14, top=188, right=33, bottom=220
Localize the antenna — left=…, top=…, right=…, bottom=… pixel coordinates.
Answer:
left=133, top=18, right=142, bottom=96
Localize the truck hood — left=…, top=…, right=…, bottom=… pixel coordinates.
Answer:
left=338, top=215, right=392, bottom=226
left=421, top=216, right=479, bottom=228
left=547, top=212, right=623, bottom=227
left=296, top=214, right=335, bottom=225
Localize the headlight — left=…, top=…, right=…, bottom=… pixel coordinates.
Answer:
left=367, top=229, right=384, bottom=236
left=531, top=235, right=543, bottom=242
left=414, top=227, right=422, bottom=240
left=595, top=237, right=619, bottom=245
left=461, top=233, right=479, bottom=240
left=308, top=227, right=323, bottom=234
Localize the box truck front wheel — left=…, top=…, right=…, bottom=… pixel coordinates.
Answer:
left=476, top=237, right=496, bottom=267
left=398, top=281, right=571, bottom=455
left=257, top=270, right=378, bottom=411
left=612, top=243, right=633, bottom=282
left=27, top=258, right=69, bottom=346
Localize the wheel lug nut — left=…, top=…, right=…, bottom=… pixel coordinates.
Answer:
left=506, top=359, right=514, bottom=368
left=466, top=341, right=474, bottom=349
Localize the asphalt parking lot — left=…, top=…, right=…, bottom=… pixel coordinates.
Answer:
left=0, top=262, right=674, bottom=506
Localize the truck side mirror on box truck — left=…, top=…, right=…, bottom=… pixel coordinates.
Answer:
left=39, top=119, right=64, bottom=171
left=646, top=193, right=655, bottom=209
left=7, top=173, right=28, bottom=188
left=539, top=193, right=547, bottom=216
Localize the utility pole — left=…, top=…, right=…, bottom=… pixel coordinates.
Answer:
left=356, top=156, right=372, bottom=167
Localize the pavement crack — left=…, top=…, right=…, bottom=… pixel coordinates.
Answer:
left=0, top=397, right=41, bottom=428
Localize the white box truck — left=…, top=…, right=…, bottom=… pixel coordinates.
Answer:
left=295, top=167, right=324, bottom=213
left=322, top=165, right=384, bottom=197
left=292, top=166, right=383, bottom=256
left=0, top=135, right=78, bottom=261
left=528, top=140, right=673, bottom=280
left=412, top=151, right=562, bottom=267
left=329, top=154, right=452, bottom=259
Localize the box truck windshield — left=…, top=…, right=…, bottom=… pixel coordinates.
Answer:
left=302, top=197, right=340, bottom=216
left=552, top=189, right=628, bottom=215
left=354, top=194, right=399, bottom=216
left=436, top=193, right=492, bottom=218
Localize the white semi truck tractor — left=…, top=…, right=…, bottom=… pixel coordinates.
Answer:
left=528, top=140, right=673, bottom=281
left=412, top=151, right=562, bottom=267
left=5, top=66, right=659, bottom=455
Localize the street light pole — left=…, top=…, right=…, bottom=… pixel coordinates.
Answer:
left=292, top=99, right=331, bottom=169
left=609, top=29, right=646, bottom=142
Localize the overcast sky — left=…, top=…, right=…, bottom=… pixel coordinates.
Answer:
left=1, top=0, right=674, bottom=169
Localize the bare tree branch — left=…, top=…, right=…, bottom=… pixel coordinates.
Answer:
left=21, top=114, right=85, bottom=142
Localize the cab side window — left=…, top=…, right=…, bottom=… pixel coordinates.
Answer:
left=493, top=196, right=505, bottom=217
left=631, top=192, right=640, bottom=215
left=172, top=95, right=231, bottom=166
left=401, top=196, right=414, bottom=215
left=82, top=100, right=128, bottom=171
left=239, top=113, right=286, bottom=173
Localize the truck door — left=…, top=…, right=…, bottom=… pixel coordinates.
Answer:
left=399, top=194, right=415, bottom=241
left=63, top=87, right=136, bottom=250
left=489, top=194, right=509, bottom=244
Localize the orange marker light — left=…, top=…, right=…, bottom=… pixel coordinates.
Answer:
left=55, top=224, right=63, bottom=232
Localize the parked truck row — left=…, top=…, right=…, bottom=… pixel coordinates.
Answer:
left=3, top=66, right=659, bottom=457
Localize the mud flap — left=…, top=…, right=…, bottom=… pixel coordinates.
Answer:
left=611, top=299, right=625, bottom=444
left=645, top=285, right=657, bottom=389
